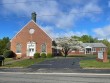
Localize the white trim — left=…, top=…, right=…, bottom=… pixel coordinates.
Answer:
left=85, top=46, right=92, bottom=48
left=16, top=43, right=22, bottom=54
left=27, top=41, right=36, bottom=56
left=100, top=48, right=105, bottom=52
left=11, top=20, right=53, bottom=41
left=16, top=53, right=22, bottom=54
left=31, top=20, right=53, bottom=41
left=11, top=20, right=32, bottom=41
left=92, top=48, right=96, bottom=52
left=85, top=47, right=92, bottom=54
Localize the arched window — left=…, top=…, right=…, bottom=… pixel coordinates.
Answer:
left=41, top=43, right=46, bottom=53
left=16, top=43, right=22, bottom=53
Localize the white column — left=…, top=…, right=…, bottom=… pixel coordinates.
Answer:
left=85, top=48, right=86, bottom=55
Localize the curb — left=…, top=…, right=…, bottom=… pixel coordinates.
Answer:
left=0, top=72, right=110, bottom=76
left=83, top=68, right=110, bottom=69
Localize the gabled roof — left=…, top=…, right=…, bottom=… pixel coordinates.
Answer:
left=11, top=20, right=53, bottom=41
left=81, top=43, right=106, bottom=48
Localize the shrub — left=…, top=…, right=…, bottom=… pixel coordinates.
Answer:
left=41, top=53, right=46, bottom=58
left=47, top=53, right=53, bottom=58
left=34, top=53, right=40, bottom=59
left=3, top=50, right=16, bottom=58
left=107, top=49, right=110, bottom=55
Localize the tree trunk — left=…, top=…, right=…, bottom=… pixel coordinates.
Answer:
left=64, top=51, right=68, bottom=57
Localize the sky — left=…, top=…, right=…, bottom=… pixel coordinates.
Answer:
left=0, top=0, right=110, bottom=40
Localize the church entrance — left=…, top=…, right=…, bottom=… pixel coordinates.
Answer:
left=27, top=42, right=36, bottom=56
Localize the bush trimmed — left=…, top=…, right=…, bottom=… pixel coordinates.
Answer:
left=34, top=53, right=40, bottom=59
left=41, top=53, right=46, bottom=58
left=47, top=53, right=53, bottom=58
left=3, top=50, right=16, bottom=58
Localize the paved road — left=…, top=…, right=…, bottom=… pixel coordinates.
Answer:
left=0, top=72, right=110, bottom=83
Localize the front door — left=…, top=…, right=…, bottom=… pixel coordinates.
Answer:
left=86, top=48, right=91, bottom=54
left=27, top=42, right=36, bottom=56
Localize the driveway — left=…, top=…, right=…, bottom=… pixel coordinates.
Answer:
left=28, top=57, right=81, bottom=69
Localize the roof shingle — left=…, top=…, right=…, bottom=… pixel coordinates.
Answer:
left=81, top=43, right=106, bottom=48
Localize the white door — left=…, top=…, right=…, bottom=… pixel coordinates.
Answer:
left=29, top=48, right=35, bottom=56
left=27, top=42, right=36, bottom=56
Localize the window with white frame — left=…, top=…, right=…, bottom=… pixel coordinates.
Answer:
left=92, top=48, right=96, bottom=52
left=100, top=48, right=105, bottom=52
left=16, top=43, right=22, bottom=53
left=41, top=43, right=46, bottom=53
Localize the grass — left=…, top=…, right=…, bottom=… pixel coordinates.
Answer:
left=80, top=59, right=110, bottom=68
left=67, top=55, right=86, bottom=57
left=4, top=58, right=15, bottom=63
left=67, top=55, right=97, bottom=58
left=3, top=58, right=52, bottom=68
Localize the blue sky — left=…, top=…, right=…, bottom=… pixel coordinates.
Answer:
left=0, top=0, right=110, bottom=40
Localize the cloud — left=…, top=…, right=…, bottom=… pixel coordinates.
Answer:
left=41, top=25, right=87, bottom=39
left=108, top=1, right=110, bottom=7
left=55, top=9, right=77, bottom=28
left=2, top=0, right=102, bottom=29
left=93, top=25, right=110, bottom=39
left=55, top=1, right=102, bottom=28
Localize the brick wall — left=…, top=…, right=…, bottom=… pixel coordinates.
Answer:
left=11, top=20, right=52, bottom=57
left=68, top=47, right=107, bottom=55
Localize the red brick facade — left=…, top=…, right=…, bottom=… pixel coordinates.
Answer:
left=11, top=20, right=53, bottom=57
left=68, top=47, right=107, bottom=55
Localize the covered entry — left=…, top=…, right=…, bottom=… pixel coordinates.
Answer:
left=85, top=46, right=92, bottom=54
left=27, top=41, right=36, bottom=56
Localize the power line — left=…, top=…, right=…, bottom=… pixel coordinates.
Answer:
left=0, top=0, right=56, bottom=5
left=37, top=11, right=102, bottom=17
left=0, top=10, right=103, bottom=21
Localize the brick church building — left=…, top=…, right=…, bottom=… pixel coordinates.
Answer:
left=10, top=12, right=107, bottom=58
left=11, top=12, right=56, bottom=58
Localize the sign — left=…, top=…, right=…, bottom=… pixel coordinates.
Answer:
left=98, top=51, right=103, bottom=59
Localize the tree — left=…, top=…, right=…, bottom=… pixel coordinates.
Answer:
left=0, top=37, right=10, bottom=55
left=71, top=35, right=99, bottom=43
left=56, top=37, right=81, bottom=57
left=71, top=36, right=80, bottom=40
left=99, top=39, right=110, bottom=55
left=80, top=35, right=90, bottom=43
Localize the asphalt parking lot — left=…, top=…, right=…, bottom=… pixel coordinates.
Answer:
left=28, top=57, right=81, bottom=69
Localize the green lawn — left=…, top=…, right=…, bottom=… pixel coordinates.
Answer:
left=3, top=58, right=52, bottom=68
left=68, top=55, right=97, bottom=58
left=4, top=58, right=14, bottom=63
left=80, top=59, right=110, bottom=68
